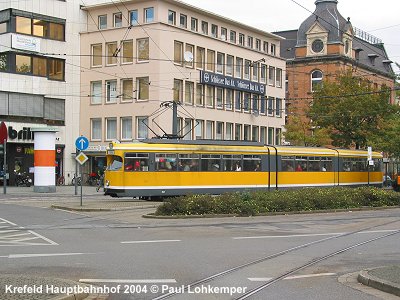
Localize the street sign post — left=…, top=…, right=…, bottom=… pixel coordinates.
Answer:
left=75, top=136, right=89, bottom=204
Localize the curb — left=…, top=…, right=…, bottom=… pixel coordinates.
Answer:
left=144, top=205, right=400, bottom=219
left=51, top=204, right=158, bottom=212
left=358, top=268, right=400, bottom=297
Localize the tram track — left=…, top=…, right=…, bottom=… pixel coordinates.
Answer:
left=153, top=219, right=400, bottom=300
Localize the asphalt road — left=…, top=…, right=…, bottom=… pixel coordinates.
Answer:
left=0, top=194, right=399, bottom=300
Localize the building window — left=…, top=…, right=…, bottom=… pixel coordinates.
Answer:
left=130, top=10, right=138, bottom=26
left=243, top=93, right=250, bottom=112
left=252, top=126, right=259, bottom=142
left=121, top=117, right=132, bottom=140
left=106, top=42, right=118, bottom=65
left=191, top=18, right=198, bottom=31
left=226, top=55, right=234, bottom=76
left=183, top=119, right=193, bottom=140
left=32, top=56, right=47, bottom=77
left=173, top=79, right=183, bottom=101
left=106, top=118, right=117, bottom=140
left=230, top=30, right=236, bottom=43
left=91, top=44, right=102, bottom=67
left=122, top=40, right=133, bottom=63
left=195, top=119, right=204, bottom=139
left=48, top=58, right=64, bottom=81
left=216, top=88, right=223, bottom=109
left=16, top=16, right=31, bottom=34
left=244, top=125, right=251, bottom=141
left=263, top=41, right=268, bottom=53
left=235, top=124, right=242, bottom=140
left=174, top=41, right=183, bottom=65
left=268, top=97, right=274, bottom=116
left=196, top=84, right=204, bottom=106
left=211, top=24, right=218, bottom=38
left=247, top=36, right=253, bottom=48
left=275, top=128, right=281, bottom=145
left=311, top=70, right=323, bottom=91
left=91, top=81, right=102, bottom=105
left=270, top=44, right=276, bottom=56
left=206, top=121, right=214, bottom=139
left=268, top=66, right=275, bottom=86
left=252, top=95, right=259, bottom=113
left=206, top=86, right=214, bottom=107
left=260, top=96, right=266, bottom=115
left=201, top=21, right=208, bottom=35
left=0, top=22, right=7, bottom=34
left=91, top=119, right=102, bottom=141
left=137, top=117, right=148, bottom=139
left=206, top=49, right=215, bottom=72
left=235, top=57, right=243, bottom=78
left=260, top=64, right=266, bottom=83
left=98, top=15, right=107, bottom=29
left=268, top=127, right=274, bottom=145
left=239, top=33, right=245, bottom=46
left=260, top=127, right=266, bottom=144
left=15, top=55, right=32, bottom=74
left=226, top=123, right=233, bottom=140
left=216, top=122, right=223, bottom=140
left=185, top=81, right=194, bottom=104
left=106, top=80, right=117, bottom=103
left=113, top=13, right=122, bottom=28
left=256, top=39, right=261, bottom=51
left=276, top=68, right=282, bottom=87
left=253, top=62, right=259, bottom=82
left=137, top=77, right=149, bottom=100
left=216, top=52, right=224, bottom=74
left=121, top=79, right=133, bottom=102
left=235, top=91, right=242, bottom=111
left=221, top=27, right=227, bottom=40
left=168, top=10, right=176, bottom=25
left=144, top=7, right=154, bottom=23
left=185, top=44, right=194, bottom=68
left=225, top=89, right=233, bottom=110
left=137, top=38, right=149, bottom=62
left=244, top=60, right=251, bottom=80
left=276, top=98, right=282, bottom=117
left=180, top=14, right=187, bottom=28
left=196, top=46, right=205, bottom=69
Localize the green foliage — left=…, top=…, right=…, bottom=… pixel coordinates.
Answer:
left=310, top=70, right=396, bottom=149
left=154, top=187, right=400, bottom=216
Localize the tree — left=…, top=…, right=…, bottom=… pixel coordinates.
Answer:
left=284, top=107, right=331, bottom=146
left=309, top=71, right=396, bottom=149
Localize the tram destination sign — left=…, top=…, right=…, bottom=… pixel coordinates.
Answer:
left=200, top=71, right=266, bottom=95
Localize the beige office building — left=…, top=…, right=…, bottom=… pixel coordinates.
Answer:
left=80, top=0, right=286, bottom=169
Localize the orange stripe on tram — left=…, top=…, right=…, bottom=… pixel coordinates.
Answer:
left=34, top=150, right=56, bottom=167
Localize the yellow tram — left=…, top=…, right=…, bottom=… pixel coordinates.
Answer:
left=104, top=140, right=383, bottom=199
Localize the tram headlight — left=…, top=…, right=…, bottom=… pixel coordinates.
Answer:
left=105, top=180, right=110, bottom=187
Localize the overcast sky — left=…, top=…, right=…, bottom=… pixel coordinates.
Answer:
left=180, top=0, right=400, bottom=73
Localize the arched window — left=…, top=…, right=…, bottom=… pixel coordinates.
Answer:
left=311, top=70, right=323, bottom=91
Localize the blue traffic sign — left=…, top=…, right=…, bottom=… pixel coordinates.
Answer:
left=75, top=136, right=89, bottom=151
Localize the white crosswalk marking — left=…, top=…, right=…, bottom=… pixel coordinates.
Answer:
left=0, top=217, right=58, bottom=246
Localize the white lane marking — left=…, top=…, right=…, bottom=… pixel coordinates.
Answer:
left=248, top=278, right=273, bottom=282
left=234, top=229, right=398, bottom=240
left=0, top=218, right=18, bottom=226
left=234, top=233, right=342, bottom=240
left=248, top=273, right=336, bottom=282
left=2, top=252, right=93, bottom=258
left=2, top=233, right=31, bottom=239
left=121, top=239, right=181, bottom=244
left=284, top=273, right=336, bottom=280
left=28, top=230, right=58, bottom=245
left=80, top=279, right=177, bottom=284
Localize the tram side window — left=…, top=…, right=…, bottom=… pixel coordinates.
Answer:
left=107, top=155, right=123, bottom=171
left=342, top=158, right=366, bottom=172
left=156, top=153, right=177, bottom=171
left=282, top=156, right=295, bottom=171
left=295, top=156, right=308, bottom=171
left=124, top=153, right=149, bottom=171
left=243, top=155, right=261, bottom=171
left=371, top=159, right=382, bottom=172
left=178, top=154, right=199, bottom=171
left=222, top=155, right=241, bottom=171
left=201, top=154, right=221, bottom=171
left=320, top=157, right=333, bottom=171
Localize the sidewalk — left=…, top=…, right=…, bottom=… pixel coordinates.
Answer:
left=358, top=265, right=400, bottom=297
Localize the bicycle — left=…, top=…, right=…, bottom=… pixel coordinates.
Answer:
left=72, top=174, right=82, bottom=186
